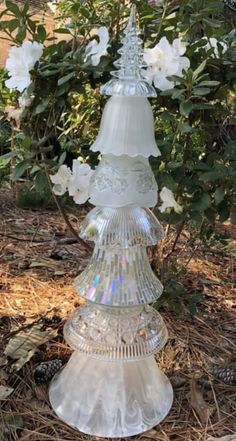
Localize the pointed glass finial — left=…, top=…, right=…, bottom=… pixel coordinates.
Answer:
left=128, top=3, right=136, bottom=29
left=100, top=4, right=156, bottom=97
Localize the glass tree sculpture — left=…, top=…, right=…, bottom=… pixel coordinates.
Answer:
left=49, top=6, right=173, bottom=437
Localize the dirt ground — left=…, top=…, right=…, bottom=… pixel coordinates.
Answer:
left=0, top=190, right=235, bottom=441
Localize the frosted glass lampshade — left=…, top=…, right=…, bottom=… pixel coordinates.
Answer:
left=49, top=353, right=173, bottom=437
left=89, top=154, right=158, bottom=208
left=79, top=206, right=164, bottom=247
left=90, top=96, right=161, bottom=157
left=64, top=304, right=168, bottom=360
left=74, top=245, right=163, bottom=306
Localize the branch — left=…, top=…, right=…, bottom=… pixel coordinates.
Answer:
left=45, top=171, right=92, bottom=253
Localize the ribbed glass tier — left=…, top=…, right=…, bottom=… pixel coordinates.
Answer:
left=75, top=246, right=163, bottom=306
left=89, top=155, right=158, bottom=208
left=64, top=304, right=168, bottom=360
left=79, top=206, right=164, bottom=247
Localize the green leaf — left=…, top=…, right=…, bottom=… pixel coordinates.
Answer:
left=214, top=187, right=225, bottom=205
left=6, top=1, right=21, bottom=17
left=180, top=101, right=193, bottom=117
left=193, top=60, right=206, bottom=80
left=178, top=123, right=193, bottom=134
left=28, top=18, right=36, bottom=33
left=58, top=72, right=75, bottom=86
left=15, top=26, right=27, bottom=43
left=203, top=18, right=222, bottom=28
left=161, top=174, right=176, bottom=191
left=192, top=103, right=213, bottom=110
left=30, top=165, right=41, bottom=175
left=34, top=98, right=50, bottom=114
left=219, top=203, right=230, bottom=222
left=34, top=170, right=49, bottom=193
left=205, top=208, right=216, bottom=223
left=54, top=28, right=72, bottom=34
left=167, top=162, right=183, bottom=170
left=59, top=151, right=66, bottom=165
left=193, top=87, right=211, bottom=96
left=192, top=193, right=211, bottom=211
left=37, top=24, right=47, bottom=42
left=56, top=81, right=70, bottom=96
left=6, top=18, right=19, bottom=32
left=197, top=80, right=220, bottom=87
left=172, top=89, right=185, bottom=100
left=11, top=161, right=28, bottom=181
left=199, top=169, right=226, bottom=182
left=23, top=136, right=32, bottom=149
left=0, top=151, right=17, bottom=161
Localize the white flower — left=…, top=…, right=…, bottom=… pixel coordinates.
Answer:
left=159, top=187, right=183, bottom=213
left=68, top=159, right=93, bottom=204
left=199, top=37, right=227, bottom=58
left=18, top=89, right=32, bottom=108
left=85, top=27, right=109, bottom=66
left=144, top=37, right=190, bottom=91
left=50, top=165, right=72, bottom=196
left=5, top=41, right=43, bottom=92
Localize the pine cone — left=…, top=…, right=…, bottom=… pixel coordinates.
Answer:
left=34, top=359, right=63, bottom=384
left=211, top=364, right=236, bottom=385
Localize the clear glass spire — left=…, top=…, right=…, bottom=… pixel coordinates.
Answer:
left=101, top=5, right=156, bottom=97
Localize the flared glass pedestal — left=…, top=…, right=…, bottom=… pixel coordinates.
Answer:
left=49, top=352, right=173, bottom=438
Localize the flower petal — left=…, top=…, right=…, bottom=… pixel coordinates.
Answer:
left=173, top=38, right=187, bottom=56
left=73, top=189, right=89, bottom=204
left=159, top=187, right=182, bottom=213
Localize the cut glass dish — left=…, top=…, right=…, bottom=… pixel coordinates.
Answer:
left=64, top=304, right=168, bottom=360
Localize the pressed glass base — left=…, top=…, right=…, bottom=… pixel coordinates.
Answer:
left=49, top=352, right=173, bottom=437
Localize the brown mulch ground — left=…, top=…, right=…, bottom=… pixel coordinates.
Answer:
left=0, top=190, right=235, bottom=441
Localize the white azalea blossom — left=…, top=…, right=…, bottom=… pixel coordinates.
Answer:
left=85, top=27, right=109, bottom=66
left=5, top=41, right=44, bottom=92
left=50, top=165, right=72, bottom=196
left=159, top=187, right=183, bottom=213
left=50, top=160, right=93, bottom=204
left=199, top=37, right=227, bottom=58
left=144, top=37, right=190, bottom=91
left=68, top=160, right=93, bottom=204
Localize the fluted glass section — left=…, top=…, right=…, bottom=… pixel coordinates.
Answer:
left=79, top=206, right=164, bottom=247
left=74, top=245, right=163, bottom=306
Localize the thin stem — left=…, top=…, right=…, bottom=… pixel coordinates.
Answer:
left=44, top=167, right=92, bottom=253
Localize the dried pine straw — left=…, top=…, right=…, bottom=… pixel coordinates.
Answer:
left=0, top=190, right=235, bottom=441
